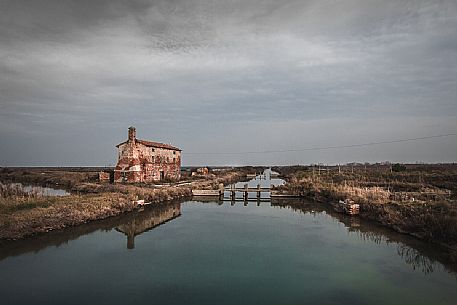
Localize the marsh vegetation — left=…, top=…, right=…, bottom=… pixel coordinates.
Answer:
left=273, top=164, right=457, bottom=249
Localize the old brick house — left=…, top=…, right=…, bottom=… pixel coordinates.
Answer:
left=114, top=127, right=181, bottom=183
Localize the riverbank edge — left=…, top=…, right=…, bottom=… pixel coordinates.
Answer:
left=0, top=169, right=255, bottom=240
left=0, top=190, right=189, bottom=240
left=278, top=186, right=457, bottom=252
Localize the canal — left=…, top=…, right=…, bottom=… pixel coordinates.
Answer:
left=0, top=175, right=456, bottom=305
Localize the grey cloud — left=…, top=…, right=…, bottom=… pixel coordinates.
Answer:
left=0, top=0, right=456, bottom=165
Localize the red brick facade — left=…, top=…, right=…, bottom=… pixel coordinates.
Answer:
left=114, top=127, right=181, bottom=183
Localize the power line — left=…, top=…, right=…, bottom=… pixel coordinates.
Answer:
left=185, top=132, right=457, bottom=155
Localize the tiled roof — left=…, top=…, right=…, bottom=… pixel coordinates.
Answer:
left=116, top=139, right=181, bottom=151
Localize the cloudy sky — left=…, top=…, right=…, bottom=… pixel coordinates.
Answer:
left=1, top=0, right=456, bottom=166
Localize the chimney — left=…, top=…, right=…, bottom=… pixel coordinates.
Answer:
left=128, top=126, right=136, bottom=142
left=127, top=233, right=135, bottom=249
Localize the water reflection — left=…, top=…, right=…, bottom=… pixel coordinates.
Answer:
left=0, top=202, right=182, bottom=260
left=0, top=198, right=456, bottom=277
left=115, top=204, right=181, bottom=249
left=271, top=199, right=457, bottom=276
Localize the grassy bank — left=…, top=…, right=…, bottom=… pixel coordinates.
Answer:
left=0, top=192, right=135, bottom=239
left=0, top=167, right=257, bottom=240
left=273, top=164, right=457, bottom=250
left=0, top=167, right=100, bottom=189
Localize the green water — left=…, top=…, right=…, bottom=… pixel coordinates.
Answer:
left=1, top=200, right=456, bottom=305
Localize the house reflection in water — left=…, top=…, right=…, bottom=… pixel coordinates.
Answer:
left=115, top=203, right=181, bottom=249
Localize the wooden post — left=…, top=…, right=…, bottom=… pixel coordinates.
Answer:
left=244, top=183, right=249, bottom=205
left=219, top=183, right=224, bottom=199
left=257, top=184, right=261, bottom=199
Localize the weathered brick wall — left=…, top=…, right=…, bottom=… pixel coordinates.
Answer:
left=114, top=141, right=181, bottom=183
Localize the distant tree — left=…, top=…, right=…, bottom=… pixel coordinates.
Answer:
left=392, top=163, right=407, bottom=172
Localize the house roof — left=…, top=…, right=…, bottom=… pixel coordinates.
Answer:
left=116, top=139, right=181, bottom=151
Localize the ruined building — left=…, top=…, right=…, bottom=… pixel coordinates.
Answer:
left=114, top=127, right=181, bottom=183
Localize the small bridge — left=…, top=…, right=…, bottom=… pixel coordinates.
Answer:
left=225, top=184, right=271, bottom=200
left=193, top=183, right=283, bottom=200
left=192, top=170, right=287, bottom=200
left=246, top=172, right=280, bottom=179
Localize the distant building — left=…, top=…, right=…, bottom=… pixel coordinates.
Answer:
left=192, top=167, right=209, bottom=176
left=114, top=127, right=181, bottom=183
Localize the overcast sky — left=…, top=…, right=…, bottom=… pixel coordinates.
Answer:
left=1, top=0, right=456, bottom=166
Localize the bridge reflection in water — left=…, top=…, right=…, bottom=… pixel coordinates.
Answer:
left=116, top=203, right=181, bottom=249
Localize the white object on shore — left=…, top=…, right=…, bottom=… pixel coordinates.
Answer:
left=133, top=199, right=145, bottom=206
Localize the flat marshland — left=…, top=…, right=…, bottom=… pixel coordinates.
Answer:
left=1, top=164, right=457, bottom=251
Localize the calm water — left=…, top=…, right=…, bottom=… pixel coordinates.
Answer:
left=1, top=175, right=457, bottom=305
left=6, top=183, right=70, bottom=196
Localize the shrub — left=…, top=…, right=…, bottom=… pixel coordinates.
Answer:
left=392, top=163, right=407, bottom=172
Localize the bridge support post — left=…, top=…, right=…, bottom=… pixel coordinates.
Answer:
left=244, top=183, right=248, bottom=201
left=230, top=190, right=235, bottom=200
left=256, top=184, right=261, bottom=206
left=219, top=183, right=224, bottom=200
